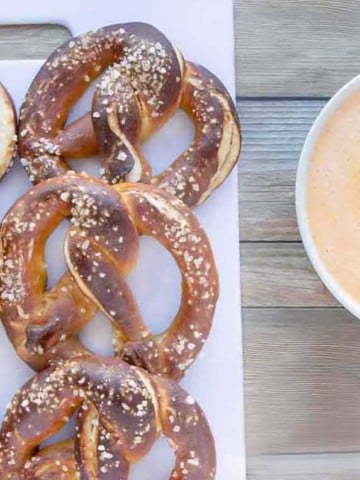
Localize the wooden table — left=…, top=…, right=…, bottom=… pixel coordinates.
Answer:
left=2, top=2, right=360, bottom=478
left=236, top=1, right=360, bottom=478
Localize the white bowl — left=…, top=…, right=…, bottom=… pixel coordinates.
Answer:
left=296, top=74, right=360, bottom=319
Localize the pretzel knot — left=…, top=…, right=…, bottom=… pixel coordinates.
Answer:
left=18, top=22, right=241, bottom=207
left=0, top=355, right=216, bottom=479
left=0, top=172, right=219, bottom=378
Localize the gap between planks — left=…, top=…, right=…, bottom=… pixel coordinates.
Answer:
left=237, top=98, right=327, bottom=242
left=1, top=3, right=360, bottom=97
left=236, top=99, right=355, bottom=309
left=247, top=452, right=360, bottom=480
left=244, top=307, right=360, bottom=455
left=234, top=0, right=360, bottom=97
left=237, top=92, right=360, bottom=463
left=0, top=3, right=359, bottom=97
left=241, top=242, right=338, bottom=308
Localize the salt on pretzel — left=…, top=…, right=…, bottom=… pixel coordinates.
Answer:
left=0, top=356, right=216, bottom=479
left=68, top=181, right=219, bottom=378
left=0, top=172, right=218, bottom=378
left=18, top=22, right=241, bottom=207
left=0, top=172, right=137, bottom=370
left=0, top=81, right=16, bottom=180
left=21, top=441, right=77, bottom=479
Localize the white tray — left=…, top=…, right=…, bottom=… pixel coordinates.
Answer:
left=0, top=1, right=245, bottom=478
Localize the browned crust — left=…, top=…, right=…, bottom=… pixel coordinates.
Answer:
left=22, top=440, right=77, bottom=479
left=0, top=173, right=218, bottom=378
left=0, top=171, right=138, bottom=370
left=18, top=23, right=184, bottom=185
left=0, top=81, right=16, bottom=180
left=151, top=374, right=216, bottom=479
left=111, top=183, right=219, bottom=378
left=0, top=356, right=216, bottom=480
left=154, top=61, right=241, bottom=207
left=18, top=23, right=241, bottom=208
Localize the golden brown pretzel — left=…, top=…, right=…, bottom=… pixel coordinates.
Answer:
left=0, top=172, right=136, bottom=370
left=0, top=356, right=216, bottom=479
left=0, top=81, right=16, bottom=180
left=0, top=172, right=218, bottom=377
left=18, top=23, right=241, bottom=207
left=21, top=441, right=77, bottom=479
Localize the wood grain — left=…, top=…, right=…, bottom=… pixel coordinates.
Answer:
left=244, top=307, right=360, bottom=454
left=0, top=4, right=359, bottom=97
left=234, top=0, right=360, bottom=97
left=0, top=24, right=70, bottom=59
left=241, top=243, right=338, bottom=307
left=248, top=453, right=360, bottom=479
left=0, top=12, right=359, bottom=479
left=238, top=99, right=325, bottom=242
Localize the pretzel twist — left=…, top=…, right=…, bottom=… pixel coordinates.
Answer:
left=0, top=356, right=216, bottom=479
left=0, top=172, right=136, bottom=369
left=0, top=172, right=218, bottom=378
left=18, top=23, right=241, bottom=207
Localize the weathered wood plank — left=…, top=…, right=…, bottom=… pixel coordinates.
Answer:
left=0, top=24, right=70, bottom=59
left=241, top=243, right=337, bottom=307
left=244, top=307, right=360, bottom=454
left=237, top=99, right=325, bottom=242
left=1, top=3, right=357, bottom=97
left=248, top=452, right=360, bottom=479
left=4, top=3, right=360, bottom=97
left=1, top=13, right=358, bottom=472
left=234, top=0, right=360, bottom=97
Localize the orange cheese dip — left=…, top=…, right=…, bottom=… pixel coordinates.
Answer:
left=308, top=89, right=360, bottom=303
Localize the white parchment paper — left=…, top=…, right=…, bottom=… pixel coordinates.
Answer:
left=0, top=1, right=245, bottom=478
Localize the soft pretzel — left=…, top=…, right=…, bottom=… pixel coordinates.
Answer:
left=18, top=22, right=241, bottom=207
left=0, top=356, right=216, bottom=479
left=0, top=172, right=135, bottom=370
left=0, top=172, right=218, bottom=378
left=21, top=441, right=77, bottom=479
left=0, top=81, right=16, bottom=180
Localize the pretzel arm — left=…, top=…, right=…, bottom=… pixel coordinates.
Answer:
left=56, top=112, right=97, bottom=158
left=115, top=183, right=219, bottom=379
left=0, top=369, right=80, bottom=477
left=151, top=375, right=216, bottom=480
left=22, top=440, right=77, bottom=480
left=93, top=71, right=152, bottom=184
left=75, top=404, right=130, bottom=479
left=65, top=231, right=155, bottom=349
left=154, top=62, right=241, bottom=207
